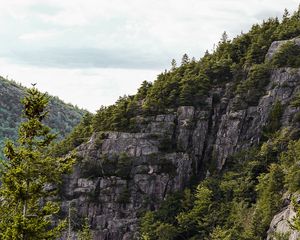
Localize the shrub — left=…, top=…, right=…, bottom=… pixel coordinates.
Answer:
left=272, top=41, right=300, bottom=68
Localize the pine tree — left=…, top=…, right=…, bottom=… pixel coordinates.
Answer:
left=221, top=31, right=228, bottom=43
left=0, top=87, right=75, bottom=240
left=171, top=59, right=177, bottom=70
left=77, top=218, right=93, bottom=240
left=181, top=53, right=190, bottom=65
left=283, top=8, right=290, bottom=20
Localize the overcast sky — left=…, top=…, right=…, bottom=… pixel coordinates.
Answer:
left=0, top=0, right=299, bottom=112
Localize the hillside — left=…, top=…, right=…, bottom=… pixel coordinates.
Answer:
left=0, top=76, right=87, bottom=157
left=53, top=7, right=300, bottom=240
left=25, top=7, right=300, bottom=240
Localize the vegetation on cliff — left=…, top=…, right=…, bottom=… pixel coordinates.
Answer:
left=54, top=7, right=300, bottom=158
left=140, top=128, right=300, bottom=239
left=2, top=6, right=300, bottom=240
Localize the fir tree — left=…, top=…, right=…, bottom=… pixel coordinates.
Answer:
left=0, top=87, right=75, bottom=240
left=77, top=218, right=93, bottom=240
left=171, top=59, right=177, bottom=70
left=181, top=53, right=190, bottom=65
left=221, top=31, right=229, bottom=43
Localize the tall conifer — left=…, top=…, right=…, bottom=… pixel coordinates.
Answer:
left=0, top=87, right=75, bottom=240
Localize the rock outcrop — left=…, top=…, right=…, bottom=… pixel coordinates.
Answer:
left=267, top=195, right=300, bottom=240
left=265, top=37, right=300, bottom=61
left=60, top=40, right=300, bottom=239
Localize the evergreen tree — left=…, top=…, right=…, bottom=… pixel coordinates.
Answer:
left=135, top=81, right=152, bottom=101
left=221, top=31, right=229, bottom=43
left=283, top=8, right=290, bottom=20
left=0, top=87, right=75, bottom=240
left=181, top=53, right=190, bottom=65
left=171, top=59, right=177, bottom=70
left=77, top=218, right=93, bottom=240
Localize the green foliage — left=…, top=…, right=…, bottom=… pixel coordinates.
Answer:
left=292, top=198, right=300, bottom=231
left=140, top=192, right=184, bottom=240
left=270, top=231, right=290, bottom=240
left=209, top=226, right=232, bottom=240
left=0, top=76, right=86, bottom=158
left=140, top=212, right=158, bottom=240
left=291, top=92, right=300, bottom=108
left=115, top=152, right=133, bottom=179
left=262, top=100, right=283, bottom=139
left=51, top=113, right=93, bottom=157
left=117, top=188, right=131, bottom=204
left=0, top=87, right=75, bottom=240
left=92, top=95, right=138, bottom=132
left=251, top=164, right=284, bottom=238
left=140, top=126, right=300, bottom=240
left=155, top=193, right=184, bottom=224
left=273, top=6, right=300, bottom=40
left=177, top=185, right=213, bottom=237
left=244, top=18, right=279, bottom=65
left=77, top=218, right=93, bottom=240
left=235, top=63, right=271, bottom=106
left=280, top=140, right=300, bottom=192
left=56, top=7, right=300, bottom=147
left=135, top=81, right=153, bottom=101
left=154, top=223, right=178, bottom=240
left=272, top=41, right=300, bottom=68
left=80, top=153, right=133, bottom=179
left=1, top=6, right=300, bottom=240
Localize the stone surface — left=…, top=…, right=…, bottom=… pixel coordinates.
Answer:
left=267, top=195, right=300, bottom=240
left=60, top=40, right=300, bottom=239
left=265, top=37, right=300, bottom=61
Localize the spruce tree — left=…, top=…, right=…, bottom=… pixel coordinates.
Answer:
left=181, top=53, right=190, bottom=65
left=171, top=59, right=177, bottom=70
left=0, top=87, right=75, bottom=240
left=77, top=218, right=93, bottom=240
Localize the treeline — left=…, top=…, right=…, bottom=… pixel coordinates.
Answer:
left=0, top=76, right=87, bottom=158
left=53, top=7, right=300, bottom=157
left=137, top=8, right=300, bottom=239
left=140, top=127, right=300, bottom=239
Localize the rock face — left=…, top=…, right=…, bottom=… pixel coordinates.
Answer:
left=60, top=41, right=300, bottom=239
left=265, top=37, right=300, bottom=61
left=267, top=195, right=300, bottom=240
left=61, top=118, right=193, bottom=240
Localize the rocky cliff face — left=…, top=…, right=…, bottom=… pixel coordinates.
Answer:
left=60, top=40, right=300, bottom=239
left=267, top=194, right=300, bottom=240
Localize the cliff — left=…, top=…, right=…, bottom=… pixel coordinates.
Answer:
left=59, top=38, right=300, bottom=239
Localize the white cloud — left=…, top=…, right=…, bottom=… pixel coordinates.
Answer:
left=19, top=30, right=61, bottom=41
left=37, top=7, right=89, bottom=27
left=0, top=58, right=158, bottom=112
left=0, top=0, right=299, bottom=111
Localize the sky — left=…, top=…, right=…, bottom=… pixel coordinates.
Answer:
left=0, top=0, right=299, bottom=112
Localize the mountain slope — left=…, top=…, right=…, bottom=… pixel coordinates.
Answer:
left=54, top=7, right=300, bottom=240
left=0, top=76, right=87, bottom=157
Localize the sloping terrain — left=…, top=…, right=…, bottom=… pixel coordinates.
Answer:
left=0, top=77, right=87, bottom=157
left=52, top=8, right=300, bottom=240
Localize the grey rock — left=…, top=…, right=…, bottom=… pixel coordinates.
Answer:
left=267, top=196, right=300, bottom=240
left=60, top=40, right=300, bottom=239
left=266, top=38, right=300, bottom=61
